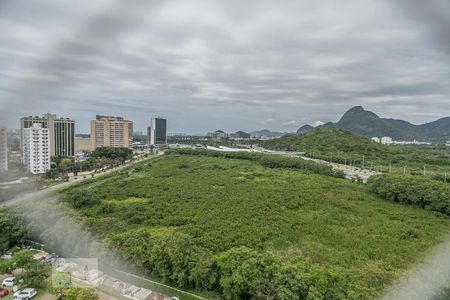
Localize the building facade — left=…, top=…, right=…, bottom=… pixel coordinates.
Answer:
left=381, top=136, right=393, bottom=145
left=148, top=118, right=167, bottom=145
left=22, top=123, right=50, bottom=174
left=0, top=128, right=8, bottom=171
left=207, top=130, right=229, bottom=141
left=90, top=115, right=133, bottom=149
left=20, top=114, right=75, bottom=157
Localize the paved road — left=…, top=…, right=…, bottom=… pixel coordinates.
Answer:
left=0, top=153, right=161, bottom=208
left=220, top=145, right=382, bottom=182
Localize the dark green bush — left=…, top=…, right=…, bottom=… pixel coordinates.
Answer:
left=368, top=175, right=450, bottom=215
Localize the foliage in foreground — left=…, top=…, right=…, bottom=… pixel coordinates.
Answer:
left=63, top=288, right=99, bottom=300
left=0, top=211, right=26, bottom=254
left=58, top=155, right=450, bottom=299
left=0, top=250, right=49, bottom=287
left=368, top=175, right=450, bottom=216
left=108, top=230, right=348, bottom=299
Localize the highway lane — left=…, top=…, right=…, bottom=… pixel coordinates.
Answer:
left=0, top=153, right=162, bottom=208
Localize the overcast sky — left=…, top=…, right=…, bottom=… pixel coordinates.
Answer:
left=0, top=0, right=449, bottom=133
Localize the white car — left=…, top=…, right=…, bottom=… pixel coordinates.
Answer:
left=13, top=288, right=37, bottom=299
left=1, top=277, right=15, bottom=287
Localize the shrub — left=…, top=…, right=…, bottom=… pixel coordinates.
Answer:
left=368, top=174, right=450, bottom=216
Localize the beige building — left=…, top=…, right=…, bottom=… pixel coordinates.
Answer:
left=90, top=115, right=133, bottom=150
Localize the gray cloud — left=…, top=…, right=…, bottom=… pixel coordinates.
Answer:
left=0, top=0, right=449, bottom=133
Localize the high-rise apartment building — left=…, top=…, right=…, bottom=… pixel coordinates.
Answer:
left=148, top=117, right=167, bottom=145
left=90, top=115, right=133, bottom=149
left=22, top=123, right=50, bottom=174
left=0, top=128, right=8, bottom=172
left=20, top=114, right=75, bottom=157
left=381, top=136, right=393, bottom=145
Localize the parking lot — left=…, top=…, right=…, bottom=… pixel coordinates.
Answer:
left=0, top=274, right=122, bottom=300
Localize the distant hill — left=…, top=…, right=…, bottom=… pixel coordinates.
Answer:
left=263, top=127, right=450, bottom=170
left=232, top=131, right=251, bottom=139
left=250, top=129, right=288, bottom=137
left=320, top=106, right=450, bottom=142
left=296, top=125, right=314, bottom=135
left=264, top=128, right=387, bottom=156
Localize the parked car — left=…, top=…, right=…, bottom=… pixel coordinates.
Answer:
left=0, top=288, right=9, bottom=297
left=13, top=288, right=37, bottom=300
left=1, top=277, right=15, bottom=287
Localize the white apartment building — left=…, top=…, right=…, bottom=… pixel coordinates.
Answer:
left=22, top=123, right=51, bottom=174
left=0, top=128, right=7, bottom=171
left=381, top=136, right=393, bottom=145
left=20, top=114, right=75, bottom=157
left=371, top=137, right=381, bottom=143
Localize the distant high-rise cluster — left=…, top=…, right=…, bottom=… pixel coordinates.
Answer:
left=6, top=113, right=167, bottom=175
left=0, top=128, right=8, bottom=172
left=148, top=117, right=167, bottom=146
left=90, top=115, right=133, bottom=150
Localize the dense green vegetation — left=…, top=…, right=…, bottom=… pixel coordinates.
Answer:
left=0, top=211, right=25, bottom=254
left=368, top=175, right=450, bottom=216
left=46, top=147, right=134, bottom=179
left=166, top=148, right=345, bottom=178
left=262, top=128, right=450, bottom=175
left=59, top=154, right=450, bottom=299
left=0, top=250, right=49, bottom=287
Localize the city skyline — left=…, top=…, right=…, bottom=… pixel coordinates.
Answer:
left=2, top=105, right=449, bottom=135
left=1, top=0, right=450, bottom=133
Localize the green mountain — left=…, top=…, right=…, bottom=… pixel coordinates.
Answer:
left=296, top=124, right=314, bottom=135
left=232, top=130, right=251, bottom=138
left=319, top=106, right=450, bottom=142
left=265, top=128, right=387, bottom=157
left=262, top=128, right=450, bottom=172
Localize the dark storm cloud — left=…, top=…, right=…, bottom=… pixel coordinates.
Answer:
left=395, top=0, right=450, bottom=55
left=4, top=0, right=160, bottom=105
left=0, top=0, right=449, bottom=132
